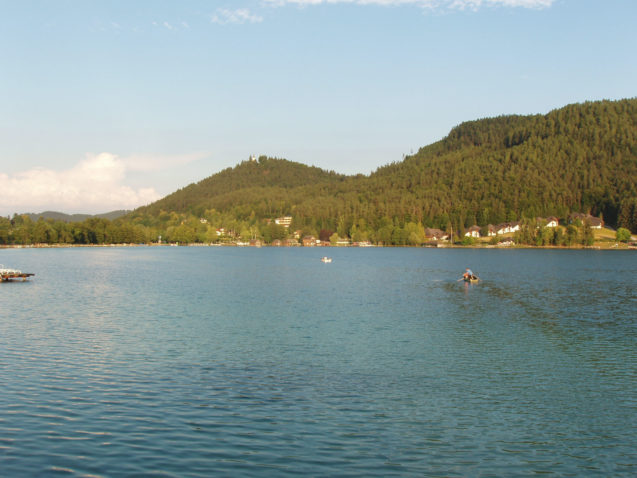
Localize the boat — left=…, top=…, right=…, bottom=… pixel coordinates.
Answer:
left=463, top=275, right=479, bottom=283
left=321, top=257, right=332, bottom=263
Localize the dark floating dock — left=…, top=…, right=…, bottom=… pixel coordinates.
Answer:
left=0, top=267, right=35, bottom=282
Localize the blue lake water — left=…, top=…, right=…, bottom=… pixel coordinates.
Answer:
left=1, top=246, right=635, bottom=476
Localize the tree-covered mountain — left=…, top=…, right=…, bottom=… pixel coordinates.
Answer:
left=127, top=98, right=637, bottom=240
left=362, top=98, right=637, bottom=229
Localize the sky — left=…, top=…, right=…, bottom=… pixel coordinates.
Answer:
left=1, top=0, right=635, bottom=215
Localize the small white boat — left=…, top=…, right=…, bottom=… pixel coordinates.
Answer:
left=321, top=257, right=332, bottom=263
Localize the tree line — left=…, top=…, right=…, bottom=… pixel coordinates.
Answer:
left=3, top=210, right=632, bottom=248
left=0, top=215, right=152, bottom=245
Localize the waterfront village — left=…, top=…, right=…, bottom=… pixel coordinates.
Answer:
left=196, top=212, right=625, bottom=248
left=10, top=212, right=633, bottom=250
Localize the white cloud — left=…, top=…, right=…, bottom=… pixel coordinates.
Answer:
left=211, top=8, right=264, bottom=25
left=263, top=0, right=554, bottom=9
left=0, top=153, right=162, bottom=215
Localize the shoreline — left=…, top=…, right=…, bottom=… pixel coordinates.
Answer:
left=1, top=243, right=635, bottom=250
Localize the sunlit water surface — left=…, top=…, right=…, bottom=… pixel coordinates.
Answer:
left=1, top=247, right=635, bottom=476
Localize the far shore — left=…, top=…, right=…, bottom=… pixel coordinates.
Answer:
left=1, top=242, right=635, bottom=250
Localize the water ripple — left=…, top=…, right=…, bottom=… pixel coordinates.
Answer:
left=0, top=247, right=635, bottom=476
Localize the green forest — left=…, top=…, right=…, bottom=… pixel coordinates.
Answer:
left=3, top=98, right=637, bottom=246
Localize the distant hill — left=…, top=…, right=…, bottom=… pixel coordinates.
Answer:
left=128, top=98, right=637, bottom=233
left=27, top=210, right=131, bottom=222
left=133, top=156, right=347, bottom=219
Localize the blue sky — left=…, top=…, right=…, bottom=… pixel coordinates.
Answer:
left=1, top=0, right=635, bottom=214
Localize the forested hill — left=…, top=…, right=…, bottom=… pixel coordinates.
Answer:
left=134, top=157, right=347, bottom=219
left=365, top=98, right=637, bottom=227
left=128, top=98, right=637, bottom=236
left=27, top=210, right=130, bottom=222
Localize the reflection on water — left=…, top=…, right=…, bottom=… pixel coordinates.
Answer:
left=0, top=247, right=635, bottom=476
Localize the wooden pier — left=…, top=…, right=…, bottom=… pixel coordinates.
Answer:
left=0, top=268, right=35, bottom=282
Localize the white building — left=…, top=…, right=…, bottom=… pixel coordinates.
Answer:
left=464, top=226, right=481, bottom=238
left=496, top=222, right=521, bottom=235
left=274, top=216, right=292, bottom=228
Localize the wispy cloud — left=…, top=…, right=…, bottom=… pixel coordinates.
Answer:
left=263, top=0, right=554, bottom=10
left=0, top=153, right=161, bottom=214
left=151, top=20, right=190, bottom=31
left=211, top=8, right=264, bottom=25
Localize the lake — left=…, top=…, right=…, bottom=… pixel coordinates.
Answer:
left=1, top=246, right=635, bottom=476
